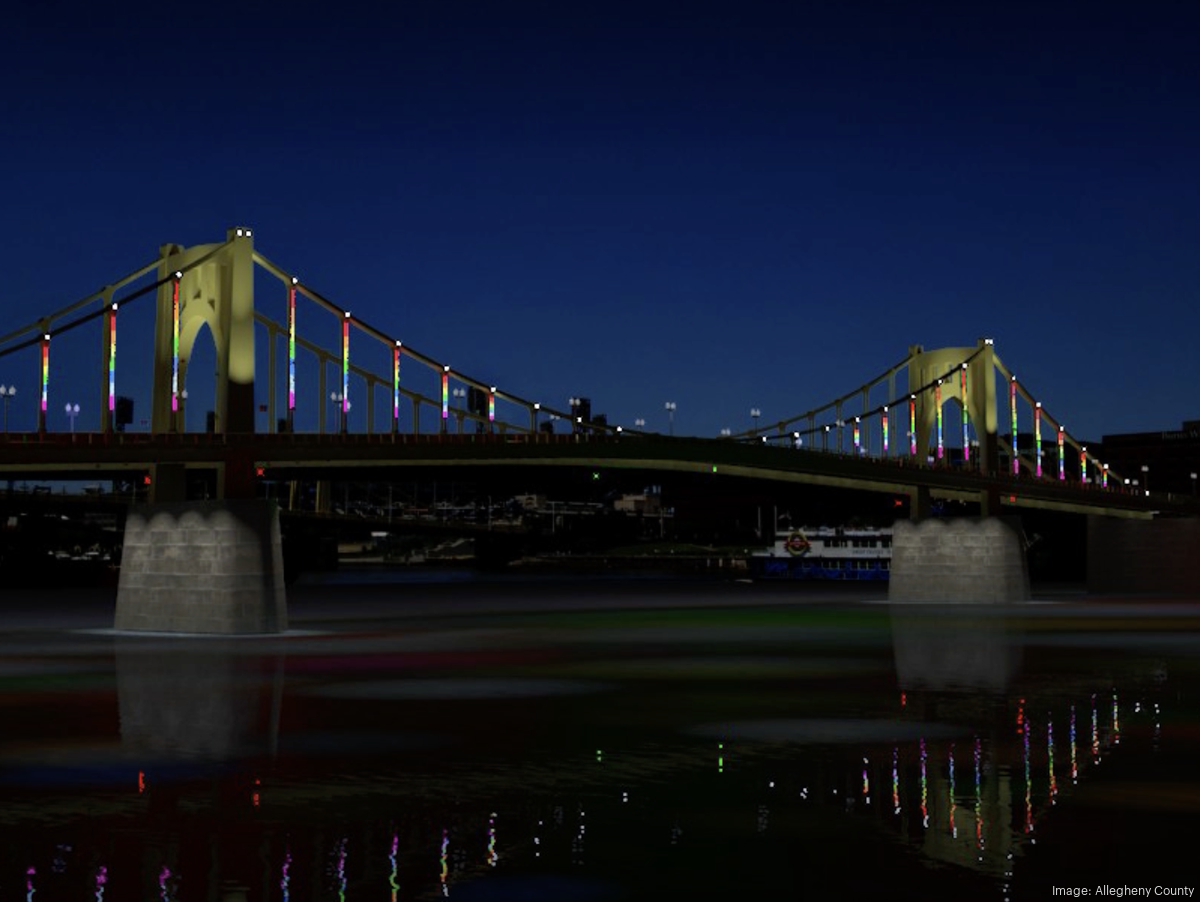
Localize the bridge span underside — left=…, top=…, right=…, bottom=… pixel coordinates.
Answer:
left=0, top=433, right=1180, bottom=520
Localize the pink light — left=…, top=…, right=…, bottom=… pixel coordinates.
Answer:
left=108, top=305, right=117, bottom=413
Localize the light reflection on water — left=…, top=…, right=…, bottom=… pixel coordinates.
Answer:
left=0, top=577, right=1196, bottom=900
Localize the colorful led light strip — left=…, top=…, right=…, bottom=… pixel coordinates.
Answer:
left=95, top=866, right=107, bottom=902
left=488, top=813, right=497, bottom=866
left=1102, top=463, right=1108, bottom=489
left=40, top=333, right=49, bottom=416
left=948, top=743, right=957, bottom=839
left=1034, top=404, right=1043, bottom=477
left=171, top=275, right=180, bottom=413
left=935, top=382, right=943, bottom=459
left=1075, top=705, right=1084, bottom=782
left=440, top=828, right=449, bottom=892
left=919, top=737, right=928, bottom=828
left=974, top=737, right=983, bottom=851
left=1048, top=713, right=1057, bottom=802
left=891, top=747, right=900, bottom=814
left=488, top=389, right=495, bottom=423
left=441, top=370, right=449, bottom=421
left=108, top=305, right=117, bottom=413
left=961, top=365, right=969, bottom=464
left=882, top=407, right=889, bottom=455
left=909, top=396, right=916, bottom=456
left=392, top=343, right=401, bottom=427
left=336, top=838, right=347, bottom=902
left=1057, top=425, right=1065, bottom=481
left=287, top=284, right=296, bottom=411
left=1112, top=688, right=1120, bottom=744
left=853, top=418, right=861, bottom=454
left=1080, top=449, right=1087, bottom=484
left=1010, top=377, right=1019, bottom=474
left=280, top=850, right=291, bottom=902
left=388, top=833, right=399, bottom=901
left=341, top=314, right=350, bottom=422
left=1023, top=705, right=1032, bottom=833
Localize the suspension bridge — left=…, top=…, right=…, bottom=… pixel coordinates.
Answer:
left=0, top=228, right=1192, bottom=632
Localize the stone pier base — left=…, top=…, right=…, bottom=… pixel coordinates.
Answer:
left=115, top=500, right=288, bottom=634
left=889, top=517, right=1030, bottom=603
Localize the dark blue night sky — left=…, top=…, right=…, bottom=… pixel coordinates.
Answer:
left=1, top=2, right=1197, bottom=441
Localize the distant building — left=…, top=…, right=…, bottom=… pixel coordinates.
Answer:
left=613, top=493, right=663, bottom=515
left=1098, top=420, right=1200, bottom=496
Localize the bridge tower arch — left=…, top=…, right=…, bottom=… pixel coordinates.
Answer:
left=907, top=338, right=999, bottom=474
left=152, top=227, right=255, bottom=434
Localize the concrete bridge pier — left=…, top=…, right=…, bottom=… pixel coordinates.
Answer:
left=889, top=517, right=1030, bottom=603
left=114, top=459, right=288, bottom=634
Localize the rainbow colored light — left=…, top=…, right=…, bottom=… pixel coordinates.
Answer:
left=1048, top=714, right=1057, bottom=802
left=1102, top=463, right=1108, bottom=489
left=488, top=388, right=496, bottom=423
left=1010, top=377, right=1019, bottom=475
left=1069, top=704, right=1078, bottom=783
left=882, top=406, right=889, bottom=455
left=891, top=747, right=900, bottom=814
left=1080, top=448, right=1088, bottom=484
left=40, top=333, right=49, bottom=417
left=1057, top=425, right=1065, bottom=481
left=287, top=283, right=296, bottom=412
left=948, top=743, right=957, bottom=839
left=392, top=342, right=401, bottom=428
left=935, top=381, right=943, bottom=459
left=974, top=737, right=983, bottom=850
left=108, top=304, right=117, bottom=414
left=441, top=369, right=449, bottom=421
left=341, top=313, right=350, bottom=424
left=960, top=364, right=969, bottom=464
left=388, top=833, right=398, bottom=901
left=853, top=417, right=861, bottom=454
left=919, top=737, right=928, bottom=828
left=1034, top=403, right=1043, bottom=477
left=171, top=275, right=180, bottom=413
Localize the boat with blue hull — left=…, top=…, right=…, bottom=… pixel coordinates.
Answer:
left=751, top=525, right=893, bottom=580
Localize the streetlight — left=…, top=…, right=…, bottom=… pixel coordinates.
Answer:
left=452, top=387, right=467, bottom=433
left=330, top=391, right=350, bottom=433
left=634, top=417, right=646, bottom=430
left=664, top=401, right=676, bottom=436
left=720, top=428, right=732, bottom=437
left=750, top=407, right=761, bottom=433
left=64, top=402, right=80, bottom=433
left=0, top=384, right=15, bottom=432
left=1141, top=464, right=1149, bottom=495
left=569, top=397, right=582, bottom=434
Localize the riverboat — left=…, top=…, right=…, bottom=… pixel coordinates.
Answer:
left=750, top=524, right=893, bottom=580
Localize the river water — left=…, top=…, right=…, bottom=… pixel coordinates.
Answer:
left=0, top=572, right=1197, bottom=900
